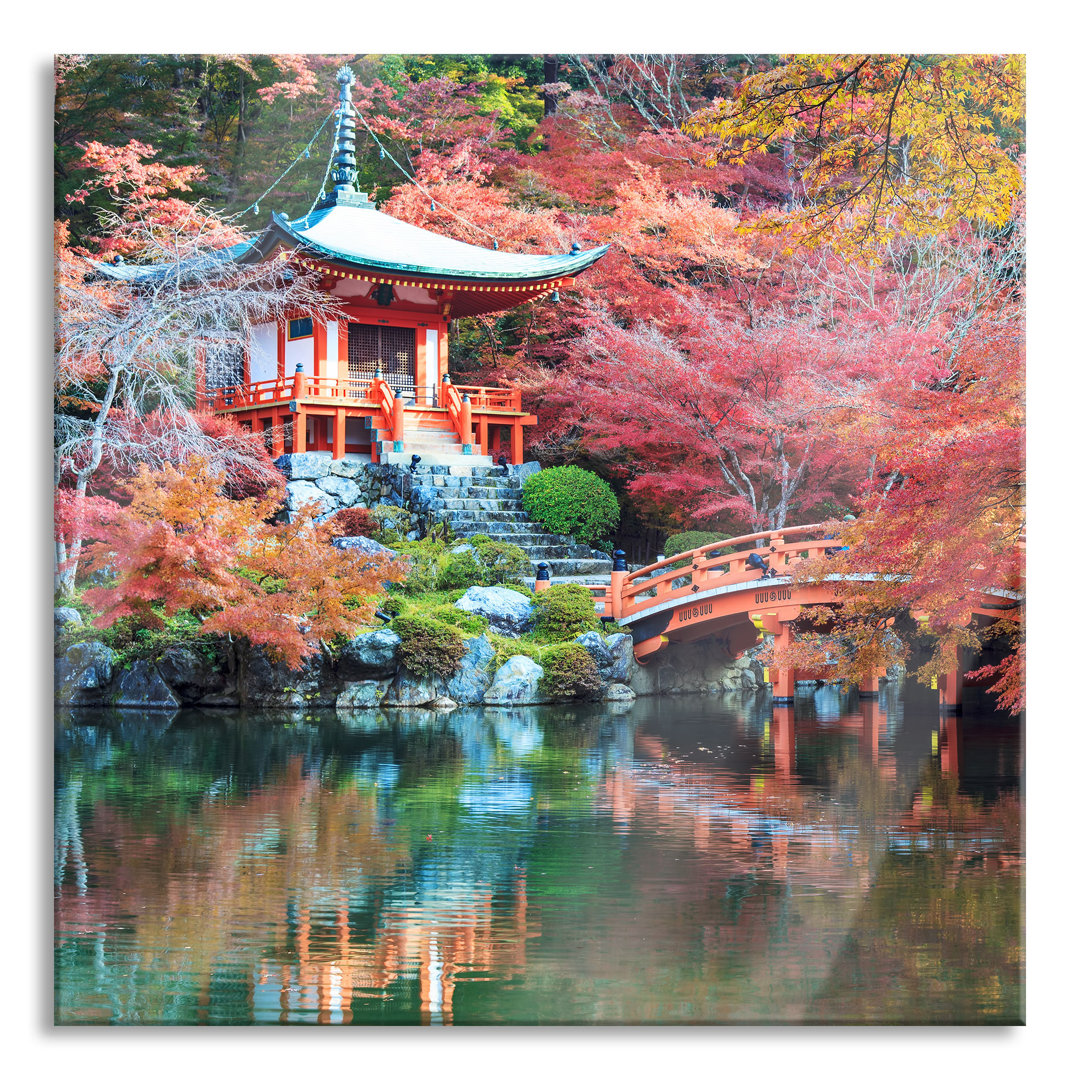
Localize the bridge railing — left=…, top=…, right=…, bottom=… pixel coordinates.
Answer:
left=619, top=525, right=836, bottom=618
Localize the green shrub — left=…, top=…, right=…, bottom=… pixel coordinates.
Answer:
left=371, top=504, right=411, bottom=542
left=538, top=643, right=603, bottom=699
left=396, top=538, right=454, bottom=593
left=521, top=465, right=619, bottom=546
left=392, top=615, right=466, bottom=678
left=428, top=604, right=488, bottom=636
left=469, top=538, right=532, bottom=585
left=663, top=531, right=734, bottom=559
left=533, top=583, right=602, bottom=639
left=488, top=634, right=543, bottom=669
left=437, top=548, right=484, bottom=591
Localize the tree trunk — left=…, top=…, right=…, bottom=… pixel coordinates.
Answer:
left=543, top=56, right=559, bottom=117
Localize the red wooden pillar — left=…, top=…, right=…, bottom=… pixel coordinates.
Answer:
left=858, top=670, right=880, bottom=697
left=477, top=415, right=489, bottom=458
left=293, top=410, right=307, bottom=453
left=771, top=621, right=795, bottom=704
left=510, top=422, right=524, bottom=466
left=939, top=644, right=962, bottom=712
left=610, top=551, right=628, bottom=620
left=195, top=344, right=208, bottom=411
left=392, top=393, right=405, bottom=452
left=333, top=408, right=346, bottom=460
left=939, top=711, right=961, bottom=776
left=271, top=408, right=285, bottom=458
left=277, top=324, right=286, bottom=379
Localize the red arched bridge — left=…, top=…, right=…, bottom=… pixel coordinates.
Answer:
left=555, top=524, right=1023, bottom=710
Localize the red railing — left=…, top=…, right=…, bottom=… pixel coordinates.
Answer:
left=212, top=376, right=522, bottom=414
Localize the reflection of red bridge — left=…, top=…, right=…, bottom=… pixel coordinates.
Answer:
left=581, top=525, right=1022, bottom=710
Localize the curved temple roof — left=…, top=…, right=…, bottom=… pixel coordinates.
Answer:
left=244, top=204, right=607, bottom=284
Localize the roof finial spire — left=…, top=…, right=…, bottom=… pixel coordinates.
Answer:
left=316, top=65, right=371, bottom=210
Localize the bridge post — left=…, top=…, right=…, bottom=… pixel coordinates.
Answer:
left=610, top=550, right=628, bottom=620
left=770, top=621, right=796, bottom=706
left=534, top=562, right=551, bottom=594
left=939, top=644, right=963, bottom=713
left=858, top=670, right=880, bottom=697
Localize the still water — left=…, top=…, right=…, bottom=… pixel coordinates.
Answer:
left=54, top=681, right=1023, bottom=1025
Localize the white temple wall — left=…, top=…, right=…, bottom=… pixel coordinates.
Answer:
left=284, top=335, right=314, bottom=377
left=324, top=319, right=339, bottom=380
left=249, top=324, right=278, bottom=383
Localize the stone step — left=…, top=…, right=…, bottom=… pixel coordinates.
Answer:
left=433, top=497, right=521, bottom=512
left=532, top=558, right=615, bottom=577
left=445, top=509, right=530, bottom=522
left=382, top=451, right=494, bottom=468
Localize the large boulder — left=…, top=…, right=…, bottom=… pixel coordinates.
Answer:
left=574, top=631, right=614, bottom=671
left=604, top=633, right=636, bottom=683
left=114, top=661, right=181, bottom=710
left=316, top=475, right=361, bottom=506
left=455, top=586, right=535, bottom=637
left=603, top=682, right=636, bottom=702
left=157, top=646, right=228, bottom=704
left=483, top=655, right=547, bottom=705
left=285, top=480, right=336, bottom=515
left=238, top=646, right=334, bottom=708
left=332, top=535, right=396, bottom=559
left=54, top=607, right=82, bottom=633
left=328, top=458, right=367, bottom=479
left=337, top=628, right=401, bottom=679
left=55, top=642, right=116, bottom=706
left=443, top=635, right=496, bottom=704
left=275, top=453, right=331, bottom=481
left=336, top=679, right=391, bottom=709
left=382, top=670, right=441, bottom=707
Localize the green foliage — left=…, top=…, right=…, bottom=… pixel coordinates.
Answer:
left=371, top=504, right=412, bottom=543
left=468, top=537, right=532, bottom=585
left=533, top=583, right=603, bottom=639
left=438, top=548, right=485, bottom=591
left=663, top=531, right=734, bottom=558
left=488, top=634, right=542, bottom=669
left=391, top=615, right=466, bottom=678
left=521, top=466, right=620, bottom=546
left=427, top=603, right=488, bottom=637
left=395, top=537, right=453, bottom=593
left=538, top=643, right=603, bottom=699
left=59, top=606, right=215, bottom=669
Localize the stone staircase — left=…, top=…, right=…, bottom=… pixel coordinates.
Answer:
left=370, top=410, right=495, bottom=468
left=410, top=463, right=613, bottom=579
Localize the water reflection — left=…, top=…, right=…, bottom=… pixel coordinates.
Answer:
left=55, top=685, right=1022, bottom=1025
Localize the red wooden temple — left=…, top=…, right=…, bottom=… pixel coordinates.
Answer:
left=100, top=65, right=606, bottom=467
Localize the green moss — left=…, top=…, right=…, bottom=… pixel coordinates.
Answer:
left=391, top=614, right=467, bottom=678
left=533, top=583, right=603, bottom=639
left=521, top=465, right=620, bottom=546
left=538, top=642, right=603, bottom=699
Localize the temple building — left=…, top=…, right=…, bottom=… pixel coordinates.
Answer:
left=99, top=65, right=607, bottom=467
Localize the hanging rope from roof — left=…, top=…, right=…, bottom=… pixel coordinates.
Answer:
left=351, top=104, right=503, bottom=246
left=229, top=107, right=337, bottom=223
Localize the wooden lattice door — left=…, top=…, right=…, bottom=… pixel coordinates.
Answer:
left=347, top=324, right=416, bottom=396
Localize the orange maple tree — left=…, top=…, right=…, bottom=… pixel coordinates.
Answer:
left=81, top=459, right=403, bottom=668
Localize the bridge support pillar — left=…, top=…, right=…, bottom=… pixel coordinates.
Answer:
left=858, top=670, right=881, bottom=698
left=769, top=621, right=796, bottom=705
left=939, top=646, right=963, bottom=713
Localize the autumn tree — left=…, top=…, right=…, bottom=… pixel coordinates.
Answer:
left=686, top=54, right=1025, bottom=247
left=54, top=143, right=331, bottom=592
left=81, top=459, right=403, bottom=669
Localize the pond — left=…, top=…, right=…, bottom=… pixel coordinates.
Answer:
left=54, top=680, right=1022, bottom=1025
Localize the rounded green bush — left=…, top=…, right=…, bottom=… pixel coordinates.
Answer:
left=521, top=465, right=619, bottom=546
left=392, top=614, right=466, bottom=678
left=538, top=642, right=603, bottom=699
left=663, top=530, right=734, bottom=559
left=533, top=583, right=602, bottom=639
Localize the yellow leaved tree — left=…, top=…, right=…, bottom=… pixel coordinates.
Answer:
left=685, top=54, right=1025, bottom=249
